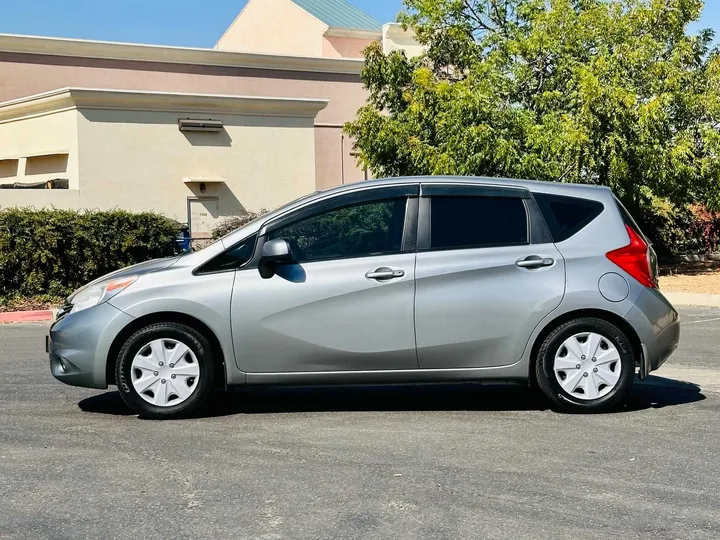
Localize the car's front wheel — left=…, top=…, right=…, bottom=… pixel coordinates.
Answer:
left=115, top=322, right=215, bottom=419
left=535, top=317, right=635, bottom=413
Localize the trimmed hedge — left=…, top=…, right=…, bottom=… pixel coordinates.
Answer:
left=0, top=208, right=180, bottom=300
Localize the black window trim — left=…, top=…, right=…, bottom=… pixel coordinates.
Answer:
left=417, top=185, right=532, bottom=252
left=193, top=233, right=259, bottom=275
left=420, top=183, right=532, bottom=199
left=525, top=196, right=553, bottom=245
left=402, top=197, right=419, bottom=252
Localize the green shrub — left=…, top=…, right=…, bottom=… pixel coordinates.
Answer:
left=212, top=209, right=269, bottom=240
left=0, top=208, right=180, bottom=301
left=634, top=194, right=720, bottom=258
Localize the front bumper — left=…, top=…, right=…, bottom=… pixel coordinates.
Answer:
left=48, top=302, right=134, bottom=389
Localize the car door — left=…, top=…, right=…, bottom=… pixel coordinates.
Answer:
left=231, top=184, right=420, bottom=374
left=415, top=183, right=565, bottom=369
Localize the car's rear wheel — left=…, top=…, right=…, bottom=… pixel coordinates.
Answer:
left=115, top=322, right=215, bottom=419
left=535, top=318, right=635, bottom=413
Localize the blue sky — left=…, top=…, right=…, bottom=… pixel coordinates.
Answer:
left=0, top=0, right=717, bottom=48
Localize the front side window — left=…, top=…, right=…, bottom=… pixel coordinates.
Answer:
left=430, top=196, right=528, bottom=250
left=268, top=198, right=408, bottom=263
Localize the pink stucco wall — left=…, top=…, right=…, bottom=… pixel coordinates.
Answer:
left=0, top=52, right=369, bottom=190
left=322, top=36, right=376, bottom=59
left=216, top=0, right=327, bottom=57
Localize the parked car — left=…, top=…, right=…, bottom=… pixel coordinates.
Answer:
left=48, top=176, right=680, bottom=419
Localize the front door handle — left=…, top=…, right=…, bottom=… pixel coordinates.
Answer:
left=366, top=267, right=405, bottom=281
left=516, top=256, right=555, bottom=269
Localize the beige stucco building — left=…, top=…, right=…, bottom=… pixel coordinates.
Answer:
left=0, top=0, right=421, bottom=238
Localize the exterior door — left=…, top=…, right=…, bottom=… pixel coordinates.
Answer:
left=188, top=197, right=220, bottom=240
left=231, top=186, right=419, bottom=374
left=415, top=184, right=565, bottom=369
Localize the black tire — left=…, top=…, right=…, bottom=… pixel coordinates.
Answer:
left=115, top=322, right=215, bottom=419
left=535, top=318, right=635, bottom=413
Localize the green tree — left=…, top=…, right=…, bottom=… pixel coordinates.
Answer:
left=345, top=0, right=720, bottom=215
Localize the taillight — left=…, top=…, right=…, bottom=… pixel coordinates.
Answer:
left=606, top=225, right=657, bottom=288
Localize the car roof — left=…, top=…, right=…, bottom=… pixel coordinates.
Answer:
left=315, top=175, right=610, bottom=200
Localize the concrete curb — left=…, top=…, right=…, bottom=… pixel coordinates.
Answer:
left=0, top=310, right=56, bottom=324
left=663, top=292, right=720, bottom=308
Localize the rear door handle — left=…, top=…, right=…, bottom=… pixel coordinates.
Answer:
left=516, top=256, right=555, bottom=269
left=366, top=267, right=405, bottom=281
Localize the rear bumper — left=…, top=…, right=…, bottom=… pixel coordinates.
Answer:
left=49, top=302, right=134, bottom=389
left=624, top=288, right=680, bottom=375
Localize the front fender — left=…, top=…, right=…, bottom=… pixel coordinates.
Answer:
left=108, top=271, right=242, bottom=385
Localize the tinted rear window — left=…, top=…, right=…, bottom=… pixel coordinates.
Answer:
left=534, top=193, right=604, bottom=242
left=430, top=196, right=528, bottom=250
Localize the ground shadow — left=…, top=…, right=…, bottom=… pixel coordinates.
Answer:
left=78, top=375, right=705, bottom=418
left=182, top=129, right=233, bottom=147
left=79, top=392, right=134, bottom=416
left=624, top=375, right=706, bottom=412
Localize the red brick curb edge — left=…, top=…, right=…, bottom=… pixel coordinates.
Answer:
left=0, top=310, right=56, bottom=324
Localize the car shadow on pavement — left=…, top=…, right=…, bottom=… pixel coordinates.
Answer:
left=626, top=375, right=706, bottom=411
left=78, top=375, right=704, bottom=418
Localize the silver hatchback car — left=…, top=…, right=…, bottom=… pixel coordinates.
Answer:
left=49, top=177, right=680, bottom=418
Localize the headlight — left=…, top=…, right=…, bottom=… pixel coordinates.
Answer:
left=71, top=276, right=139, bottom=313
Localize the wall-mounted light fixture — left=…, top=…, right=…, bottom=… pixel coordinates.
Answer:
left=178, top=118, right=224, bottom=132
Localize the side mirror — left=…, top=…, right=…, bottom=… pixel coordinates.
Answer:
left=260, top=238, right=292, bottom=264
left=259, top=238, right=292, bottom=279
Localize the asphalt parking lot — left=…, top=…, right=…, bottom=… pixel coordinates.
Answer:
left=1, top=308, right=719, bottom=540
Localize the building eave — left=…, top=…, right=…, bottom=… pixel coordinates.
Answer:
left=324, top=27, right=382, bottom=40
left=382, top=22, right=418, bottom=38
left=0, top=33, right=364, bottom=75
left=0, top=88, right=330, bottom=123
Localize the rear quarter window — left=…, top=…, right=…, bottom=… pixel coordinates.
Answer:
left=534, top=193, right=604, bottom=242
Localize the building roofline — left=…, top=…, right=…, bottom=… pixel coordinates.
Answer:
left=0, top=87, right=330, bottom=123
left=289, top=0, right=382, bottom=32
left=0, top=33, right=364, bottom=75
left=214, top=0, right=257, bottom=49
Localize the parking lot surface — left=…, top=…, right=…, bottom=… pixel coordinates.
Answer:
left=1, top=308, right=719, bottom=539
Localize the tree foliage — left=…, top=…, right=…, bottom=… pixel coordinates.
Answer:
left=345, top=0, right=720, bottom=214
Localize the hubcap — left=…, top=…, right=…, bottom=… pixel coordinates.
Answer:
left=130, top=339, right=200, bottom=407
left=553, top=332, right=621, bottom=401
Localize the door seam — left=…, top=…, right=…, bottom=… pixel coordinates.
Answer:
left=412, top=251, right=420, bottom=368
